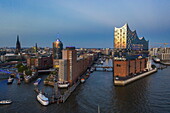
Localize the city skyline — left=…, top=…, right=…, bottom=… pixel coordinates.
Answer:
left=0, top=0, right=170, bottom=48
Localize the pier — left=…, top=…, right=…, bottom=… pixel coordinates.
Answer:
left=114, top=68, right=158, bottom=86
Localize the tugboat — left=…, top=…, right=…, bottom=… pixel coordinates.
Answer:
left=7, top=77, right=14, bottom=85
left=37, top=92, right=49, bottom=106
left=34, top=78, right=41, bottom=86
left=0, top=100, right=12, bottom=105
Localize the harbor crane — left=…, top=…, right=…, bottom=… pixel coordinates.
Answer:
left=154, top=43, right=169, bottom=48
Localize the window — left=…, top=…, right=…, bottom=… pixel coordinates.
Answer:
left=116, top=64, right=121, bottom=67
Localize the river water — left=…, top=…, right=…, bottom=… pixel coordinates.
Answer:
left=0, top=59, right=170, bottom=113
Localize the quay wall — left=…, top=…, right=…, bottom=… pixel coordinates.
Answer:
left=114, top=68, right=157, bottom=86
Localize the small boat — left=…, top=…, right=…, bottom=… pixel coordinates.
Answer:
left=58, top=81, right=69, bottom=88
left=90, top=68, right=94, bottom=73
left=7, top=77, right=14, bottom=85
left=81, top=78, right=85, bottom=83
left=101, top=61, right=104, bottom=64
left=86, top=73, right=90, bottom=77
left=37, top=92, right=49, bottom=106
left=34, top=78, right=41, bottom=86
left=153, top=58, right=160, bottom=63
left=0, top=100, right=12, bottom=105
left=17, top=79, right=21, bottom=85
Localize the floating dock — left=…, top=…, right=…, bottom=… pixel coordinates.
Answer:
left=114, top=68, right=157, bottom=86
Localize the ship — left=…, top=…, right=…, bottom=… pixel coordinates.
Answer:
left=0, top=100, right=12, bottom=105
left=7, top=77, right=14, bottom=85
left=34, top=78, right=41, bottom=86
left=37, top=92, right=49, bottom=106
left=57, top=81, right=69, bottom=88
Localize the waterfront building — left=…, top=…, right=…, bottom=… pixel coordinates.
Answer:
left=58, top=59, right=68, bottom=81
left=27, top=55, right=53, bottom=70
left=114, top=24, right=149, bottom=78
left=59, top=47, right=96, bottom=85
left=150, top=48, right=159, bottom=56
left=53, top=39, right=63, bottom=68
left=16, top=35, right=21, bottom=54
left=157, top=48, right=170, bottom=61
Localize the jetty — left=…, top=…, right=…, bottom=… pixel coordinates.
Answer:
left=114, top=68, right=157, bottom=86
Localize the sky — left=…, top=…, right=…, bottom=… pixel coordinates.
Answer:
left=0, top=0, right=170, bottom=48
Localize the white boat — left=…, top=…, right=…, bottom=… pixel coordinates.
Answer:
left=153, top=58, right=160, bottom=63
left=58, top=81, right=69, bottom=88
left=7, top=77, right=14, bottom=84
left=37, top=92, right=49, bottom=106
left=0, top=100, right=12, bottom=105
left=34, top=78, right=41, bottom=86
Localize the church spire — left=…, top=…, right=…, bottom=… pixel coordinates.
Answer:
left=16, top=35, right=21, bottom=54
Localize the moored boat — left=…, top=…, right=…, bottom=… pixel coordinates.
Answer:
left=153, top=57, right=160, bottom=63
left=81, top=78, right=85, bottom=83
left=58, top=81, right=69, bottom=88
left=0, top=100, right=12, bottom=105
left=37, top=92, right=49, bottom=106
left=34, top=78, right=41, bottom=86
left=17, top=79, right=21, bottom=85
left=7, top=77, right=14, bottom=85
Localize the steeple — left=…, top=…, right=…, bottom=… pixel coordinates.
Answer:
left=16, top=35, right=21, bottom=54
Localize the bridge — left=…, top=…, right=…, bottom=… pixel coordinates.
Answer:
left=38, top=68, right=56, bottom=73
left=94, top=66, right=113, bottom=72
left=0, top=69, right=16, bottom=75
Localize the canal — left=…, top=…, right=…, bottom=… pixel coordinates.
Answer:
left=0, top=59, right=170, bottom=113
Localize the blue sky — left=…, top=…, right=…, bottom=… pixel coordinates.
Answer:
left=0, top=0, right=170, bottom=48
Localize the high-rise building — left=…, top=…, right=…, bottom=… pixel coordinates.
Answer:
left=16, top=35, right=21, bottom=54
left=58, top=47, right=96, bottom=85
left=53, top=39, right=63, bottom=68
left=114, top=24, right=149, bottom=78
left=62, top=47, right=77, bottom=84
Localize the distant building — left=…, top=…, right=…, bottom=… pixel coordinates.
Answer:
left=1, top=53, right=21, bottom=62
left=114, top=24, right=149, bottom=78
left=53, top=39, right=63, bottom=68
left=27, top=55, right=53, bottom=70
left=16, top=35, right=21, bottom=54
left=157, top=48, right=170, bottom=61
left=150, top=48, right=159, bottom=56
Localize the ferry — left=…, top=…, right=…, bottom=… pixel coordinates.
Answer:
left=37, top=92, right=49, bottom=106
left=81, top=78, right=85, bottom=83
left=0, top=100, right=12, bottom=105
left=58, top=81, right=69, bottom=88
left=7, top=77, right=14, bottom=84
left=34, top=78, right=41, bottom=86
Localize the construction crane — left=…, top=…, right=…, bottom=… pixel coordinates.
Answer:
left=154, top=43, right=169, bottom=48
